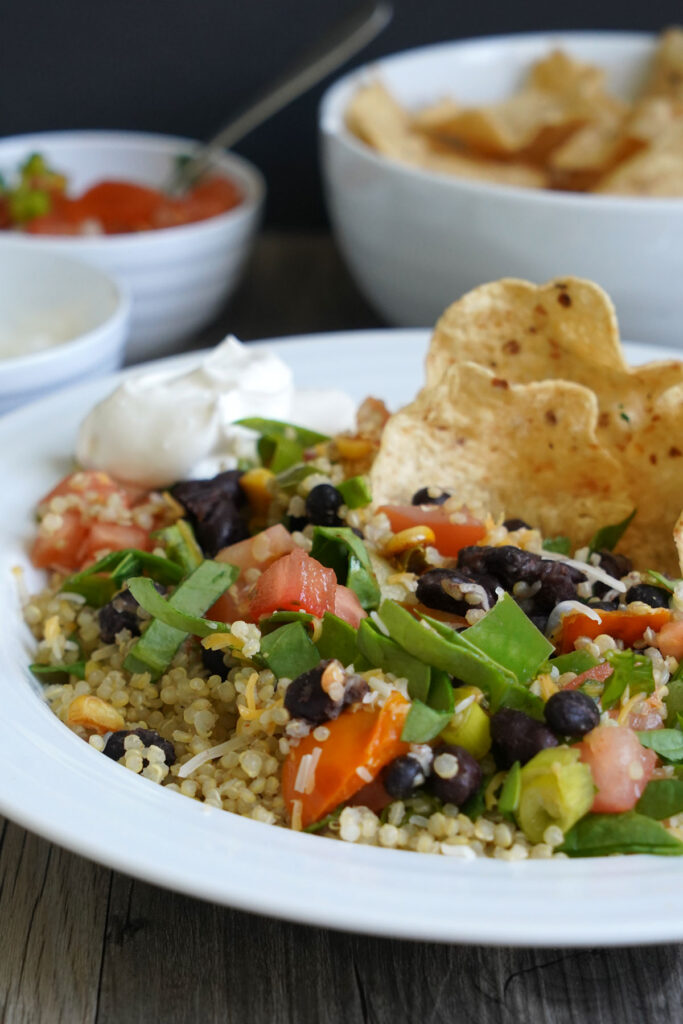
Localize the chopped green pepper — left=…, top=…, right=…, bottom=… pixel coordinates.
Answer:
left=336, top=476, right=372, bottom=509
left=123, top=561, right=236, bottom=680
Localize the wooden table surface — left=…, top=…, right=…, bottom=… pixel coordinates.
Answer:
left=3, top=233, right=681, bottom=1024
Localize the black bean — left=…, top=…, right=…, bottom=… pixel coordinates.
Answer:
left=305, top=484, right=344, bottom=526
left=383, top=754, right=426, bottom=798
left=286, top=514, right=309, bottom=533
left=170, top=470, right=248, bottom=556
left=544, top=690, right=600, bottom=738
left=411, top=487, right=451, bottom=506
left=593, top=550, right=633, bottom=596
left=427, top=744, right=482, bottom=806
left=103, top=728, right=176, bottom=766
left=490, top=708, right=558, bottom=768
left=201, top=645, right=229, bottom=679
left=98, top=589, right=141, bottom=643
left=503, top=518, right=532, bottom=531
left=625, top=584, right=671, bottom=609
left=457, top=545, right=585, bottom=615
left=416, top=568, right=498, bottom=616
left=284, top=660, right=368, bottom=724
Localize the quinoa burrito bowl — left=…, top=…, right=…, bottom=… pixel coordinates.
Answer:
left=18, top=279, right=683, bottom=864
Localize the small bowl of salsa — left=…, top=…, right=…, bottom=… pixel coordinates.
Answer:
left=0, top=131, right=265, bottom=362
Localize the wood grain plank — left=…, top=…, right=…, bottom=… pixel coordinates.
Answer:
left=0, top=817, right=111, bottom=1024
left=94, top=870, right=683, bottom=1024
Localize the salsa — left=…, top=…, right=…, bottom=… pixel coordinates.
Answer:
left=0, top=153, right=242, bottom=235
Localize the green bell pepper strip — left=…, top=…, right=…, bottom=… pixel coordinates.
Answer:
left=401, top=700, right=451, bottom=743
left=153, top=519, right=203, bottom=575
left=258, top=621, right=320, bottom=679
left=498, top=762, right=522, bottom=819
left=378, top=600, right=531, bottom=713
left=274, top=463, right=317, bottom=493
left=127, top=576, right=231, bottom=638
left=60, top=548, right=184, bottom=607
left=356, top=619, right=431, bottom=702
left=310, top=526, right=380, bottom=610
left=336, top=476, right=372, bottom=509
left=234, top=417, right=329, bottom=447
left=462, top=593, right=553, bottom=684
left=316, top=613, right=357, bottom=666
left=123, top=561, right=237, bottom=679
left=258, top=434, right=303, bottom=473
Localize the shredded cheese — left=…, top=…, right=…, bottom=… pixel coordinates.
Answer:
left=539, top=550, right=627, bottom=592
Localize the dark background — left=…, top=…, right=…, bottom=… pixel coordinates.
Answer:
left=2, top=0, right=680, bottom=226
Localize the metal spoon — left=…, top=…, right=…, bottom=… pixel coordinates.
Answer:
left=167, top=1, right=392, bottom=194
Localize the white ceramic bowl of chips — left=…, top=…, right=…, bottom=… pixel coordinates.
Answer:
left=320, top=32, right=683, bottom=347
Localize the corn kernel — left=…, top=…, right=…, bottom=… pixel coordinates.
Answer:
left=383, top=526, right=436, bottom=556
left=67, top=694, right=125, bottom=734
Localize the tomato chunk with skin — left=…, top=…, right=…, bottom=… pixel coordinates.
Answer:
left=31, top=471, right=144, bottom=572
left=210, top=525, right=297, bottom=623
left=249, top=548, right=337, bottom=621
left=378, top=504, right=485, bottom=557
left=561, top=662, right=614, bottom=691
left=333, top=585, right=367, bottom=629
left=577, top=724, right=657, bottom=813
left=656, top=620, right=683, bottom=660
left=77, top=522, right=151, bottom=566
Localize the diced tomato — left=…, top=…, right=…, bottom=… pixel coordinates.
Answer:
left=559, top=607, right=672, bottom=654
left=210, top=525, right=297, bottom=623
left=215, top=524, right=296, bottom=573
left=377, top=504, right=485, bottom=557
left=656, top=620, right=683, bottom=660
left=31, top=471, right=150, bottom=573
left=561, top=662, right=614, bottom=690
left=577, top=724, right=657, bottom=813
left=333, top=585, right=367, bottom=629
left=248, top=548, right=337, bottom=621
left=40, top=470, right=128, bottom=507
left=76, top=522, right=151, bottom=566
left=31, top=509, right=89, bottom=571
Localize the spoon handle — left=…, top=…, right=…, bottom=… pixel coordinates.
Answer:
left=169, top=1, right=392, bottom=194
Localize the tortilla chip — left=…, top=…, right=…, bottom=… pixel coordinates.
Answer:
left=594, top=121, right=683, bottom=196
left=426, top=277, right=628, bottom=388
left=424, top=277, right=683, bottom=573
left=642, top=27, right=683, bottom=103
left=370, top=362, right=632, bottom=548
left=674, top=511, right=683, bottom=574
left=548, top=109, right=637, bottom=190
left=346, top=81, right=548, bottom=188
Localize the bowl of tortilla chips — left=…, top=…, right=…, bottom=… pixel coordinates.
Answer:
left=320, top=29, right=683, bottom=347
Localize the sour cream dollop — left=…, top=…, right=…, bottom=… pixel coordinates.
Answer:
left=77, top=336, right=357, bottom=487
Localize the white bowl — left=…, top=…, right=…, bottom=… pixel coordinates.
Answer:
left=320, top=32, right=683, bottom=348
left=0, top=247, right=129, bottom=415
left=0, top=131, right=265, bottom=362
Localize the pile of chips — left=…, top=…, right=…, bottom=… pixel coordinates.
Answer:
left=370, top=277, right=683, bottom=573
left=347, top=28, right=683, bottom=196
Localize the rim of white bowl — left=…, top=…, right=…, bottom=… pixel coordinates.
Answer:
left=0, top=249, right=130, bottom=381
left=0, top=130, right=266, bottom=246
left=320, top=29, right=683, bottom=212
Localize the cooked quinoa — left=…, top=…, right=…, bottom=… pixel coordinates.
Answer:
left=20, top=412, right=683, bottom=860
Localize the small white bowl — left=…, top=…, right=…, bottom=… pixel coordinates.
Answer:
left=320, top=32, right=683, bottom=347
left=0, top=131, right=265, bottom=362
left=0, top=247, right=130, bottom=415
